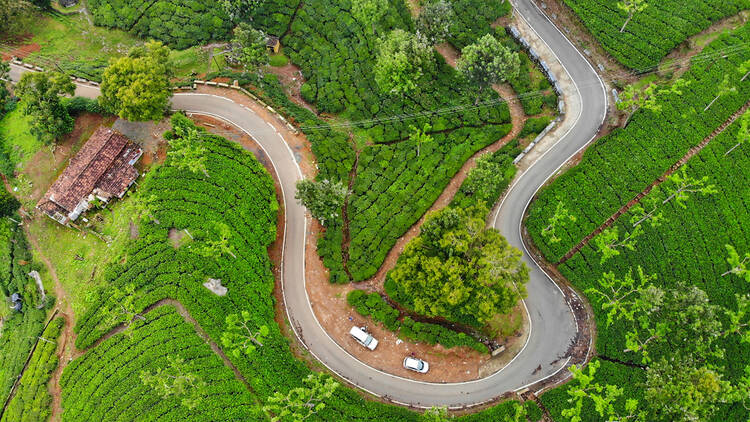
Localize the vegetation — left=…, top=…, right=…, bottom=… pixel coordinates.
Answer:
left=386, top=204, right=528, bottom=328
left=229, top=23, right=269, bottom=74
left=295, top=179, right=347, bottom=227
left=0, top=0, right=34, bottom=36
left=416, top=0, right=455, bottom=45
left=347, top=289, right=489, bottom=353
left=1, top=317, right=64, bottom=422
left=86, top=0, right=232, bottom=49
left=15, top=71, right=75, bottom=145
left=0, top=221, right=49, bottom=409
left=527, top=26, right=750, bottom=262
left=374, top=29, right=434, bottom=96
left=532, top=24, right=750, bottom=422
left=561, top=0, right=746, bottom=69
left=456, top=34, right=520, bottom=103
left=99, top=41, right=174, bottom=121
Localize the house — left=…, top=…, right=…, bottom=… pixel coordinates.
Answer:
left=266, top=36, right=280, bottom=54
left=37, top=127, right=143, bottom=225
left=10, top=293, right=22, bottom=312
left=58, top=0, right=78, bottom=7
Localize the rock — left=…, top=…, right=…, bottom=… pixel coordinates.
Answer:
left=203, top=278, right=228, bottom=296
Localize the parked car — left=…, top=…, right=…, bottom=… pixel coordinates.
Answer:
left=349, top=326, right=378, bottom=350
left=403, top=356, right=429, bottom=373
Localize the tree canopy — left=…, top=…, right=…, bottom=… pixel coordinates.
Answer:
left=295, top=179, right=347, bottom=226
left=456, top=34, right=519, bottom=102
left=220, top=0, right=265, bottom=23
left=387, top=204, right=528, bottom=326
left=99, top=41, right=173, bottom=122
left=416, top=0, right=455, bottom=45
left=15, top=70, right=75, bottom=145
left=230, top=23, right=268, bottom=73
left=374, top=29, right=434, bottom=96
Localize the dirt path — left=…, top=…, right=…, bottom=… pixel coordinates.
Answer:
left=25, top=229, right=76, bottom=422
left=558, top=99, right=750, bottom=265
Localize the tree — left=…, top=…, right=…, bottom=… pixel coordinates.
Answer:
left=96, top=284, right=145, bottom=335
left=0, top=0, right=33, bottom=36
left=723, top=244, right=750, bottom=282
left=140, top=355, right=206, bottom=409
left=722, top=293, right=750, bottom=343
left=0, top=61, right=11, bottom=110
left=351, top=0, right=387, bottom=35
left=167, top=122, right=209, bottom=177
left=230, top=23, right=268, bottom=74
left=374, top=29, right=434, bottom=96
left=563, top=361, right=645, bottom=422
left=295, top=179, right=347, bottom=226
left=459, top=154, right=514, bottom=204
left=617, top=0, right=647, bottom=32
left=99, top=41, right=173, bottom=121
left=585, top=266, right=660, bottom=326
left=196, top=222, right=237, bottom=259
left=262, top=373, right=339, bottom=422
left=416, top=0, right=455, bottom=45
left=725, top=108, right=749, bottom=156
left=220, top=0, right=265, bottom=23
left=408, top=123, right=432, bottom=157
left=645, top=355, right=732, bottom=422
left=541, top=201, right=576, bottom=244
left=221, top=310, right=270, bottom=358
left=617, top=83, right=660, bottom=127
left=15, top=71, right=75, bottom=145
left=704, top=73, right=737, bottom=112
left=388, top=204, right=528, bottom=325
left=661, top=166, right=717, bottom=208
left=594, top=225, right=643, bottom=264
left=456, top=34, right=520, bottom=104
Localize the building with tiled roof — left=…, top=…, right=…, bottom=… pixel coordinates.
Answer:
left=37, top=126, right=142, bottom=225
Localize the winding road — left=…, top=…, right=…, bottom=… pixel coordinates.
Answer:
left=8, top=0, right=607, bottom=409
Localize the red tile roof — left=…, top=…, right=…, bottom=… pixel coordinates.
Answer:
left=38, top=127, right=141, bottom=218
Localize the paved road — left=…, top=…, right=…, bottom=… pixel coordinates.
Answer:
left=8, top=0, right=606, bottom=408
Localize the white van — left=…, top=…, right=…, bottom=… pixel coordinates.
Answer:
left=349, top=326, right=378, bottom=350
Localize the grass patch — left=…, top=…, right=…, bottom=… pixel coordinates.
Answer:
left=269, top=52, right=289, bottom=67
left=28, top=196, right=137, bottom=317
left=0, top=108, right=42, bottom=170
left=22, top=12, right=211, bottom=81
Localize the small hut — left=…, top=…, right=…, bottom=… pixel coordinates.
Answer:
left=266, top=36, right=280, bottom=54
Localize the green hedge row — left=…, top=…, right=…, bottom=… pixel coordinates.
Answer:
left=2, top=317, right=64, bottom=422
left=527, top=25, right=750, bottom=262
left=347, top=290, right=489, bottom=353
left=562, top=0, right=747, bottom=70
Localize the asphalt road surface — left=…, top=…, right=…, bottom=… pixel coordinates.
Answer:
left=8, top=0, right=606, bottom=408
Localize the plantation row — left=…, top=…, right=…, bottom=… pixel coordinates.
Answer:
left=541, top=107, right=750, bottom=422
left=527, top=25, right=750, bottom=262
left=87, top=0, right=232, bottom=49
left=0, top=221, right=49, bottom=408
left=2, top=317, right=63, bottom=422
left=562, top=0, right=747, bottom=70
left=62, top=306, right=261, bottom=421
left=347, top=290, right=489, bottom=353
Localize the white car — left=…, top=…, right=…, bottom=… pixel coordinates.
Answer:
left=403, top=356, right=429, bottom=373
left=349, top=326, right=379, bottom=350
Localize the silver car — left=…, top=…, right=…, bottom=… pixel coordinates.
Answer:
left=403, top=356, right=429, bottom=373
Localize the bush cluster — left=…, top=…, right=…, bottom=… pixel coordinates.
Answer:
left=347, top=290, right=489, bottom=353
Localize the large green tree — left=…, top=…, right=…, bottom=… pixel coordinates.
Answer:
left=295, top=179, right=347, bottom=226
left=374, top=29, right=434, bottom=96
left=456, top=34, right=520, bottom=104
left=416, top=0, right=455, bottom=45
left=387, top=204, right=528, bottom=326
left=99, top=41, right=173, bottom=122
left=351, top=0, right=387, bottom=35
left=220, top=0, right=265, bottom=23
left=263, top=373, right=339, bottom=422
left=15, top=70, right=75, bottom=145
left=0, top=0, right=33, bottom=36
left=230, top=23, right=268, bottom=74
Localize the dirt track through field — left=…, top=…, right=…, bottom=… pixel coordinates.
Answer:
left=557, top=99, right=750, bottom=265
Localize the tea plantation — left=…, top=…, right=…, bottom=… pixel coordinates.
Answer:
left=527, top=24, right=750, bottom=262
left=526, top=24, right=750, bottom=421
left=562, top=0, right=748, bottom=70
